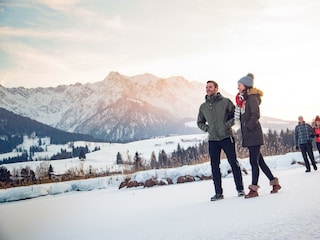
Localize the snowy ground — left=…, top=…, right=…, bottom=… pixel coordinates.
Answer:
left=1, top=152, right=320, bottom=240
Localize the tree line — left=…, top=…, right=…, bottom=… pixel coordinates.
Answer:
left=0, top=128, right=299, bottom=189
left=0, top=145, right=99, bottom=164
left=116, top=128, right=297, bottom=171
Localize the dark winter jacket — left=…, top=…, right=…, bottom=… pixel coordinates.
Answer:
left=197, top=93, right=235, bottom=141
left=294, top=122, right=314, bottom=146
left=240, top=88, right=264, bottom=147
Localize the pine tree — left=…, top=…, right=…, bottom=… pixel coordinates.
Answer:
left=48, top=164, right=54, bottom=179
left=0, top=166, right=11, bottom=184
left=79, top=148, right=86, bottom=160
left=134, top=151, right=141, bottom=170
left=150, top=151, right=157, bottom=169
left=116, top=152, right=123, bottom=164
left=158, top=149, right=168, bottom=168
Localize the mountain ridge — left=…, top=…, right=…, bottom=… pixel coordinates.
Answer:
left=0, top=71, right=296, bottom=142
left=0, top=107, right=99, bottom=153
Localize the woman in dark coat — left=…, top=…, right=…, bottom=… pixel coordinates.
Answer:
left=236, top=73, right=281, bottom=198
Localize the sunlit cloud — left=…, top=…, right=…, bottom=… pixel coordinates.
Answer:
left=1, top=0, right=320, bottom=121
left=33, top=0, right=79, bottom=12
left=0, top=26, right=80, bottom=40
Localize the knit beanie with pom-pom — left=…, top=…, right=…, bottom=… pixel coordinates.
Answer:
left=238, top=73, right=254, bottom=88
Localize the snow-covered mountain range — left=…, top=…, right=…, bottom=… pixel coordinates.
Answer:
left=0, top=71, right=296, bottom=142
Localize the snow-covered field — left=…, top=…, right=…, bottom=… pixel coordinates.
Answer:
left=1, top=133, right=208, bottom=175
left=1, top=145, right=320, bottom=239
left=0, top=136, right=320, bottom=240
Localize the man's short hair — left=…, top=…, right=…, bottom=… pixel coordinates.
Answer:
left=207, top=80, right=218, bottom=88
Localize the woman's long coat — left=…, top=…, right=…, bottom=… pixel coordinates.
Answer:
left=240, top=88, right=264, bottom=147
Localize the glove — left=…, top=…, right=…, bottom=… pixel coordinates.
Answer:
left=295, top=146, right=299, bottom=150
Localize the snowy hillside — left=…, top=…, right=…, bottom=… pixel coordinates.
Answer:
left=1, top=133, right=209, bottom=174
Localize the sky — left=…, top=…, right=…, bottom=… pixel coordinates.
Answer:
left=1, top=144, right=320, bottom=239
left=0, top=0, right=319, bottom=121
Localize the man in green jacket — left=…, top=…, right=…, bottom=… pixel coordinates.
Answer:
left=197, top=80, right=244, bottom=201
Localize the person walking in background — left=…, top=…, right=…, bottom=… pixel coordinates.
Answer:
left=295, top=116, right=317, bottom=172
left=236, top=73, right=281, bottom=198
left=312, top=116, right=320, bottom=159
left=197, top=80, right=245, bottom=201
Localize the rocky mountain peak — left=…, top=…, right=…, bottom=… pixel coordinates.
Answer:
left=0, top=72, right=204, bottom=142
left=0, top=71, right=296, bottom=142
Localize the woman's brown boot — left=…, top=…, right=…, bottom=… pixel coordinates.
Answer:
left=245, top=185, right=259, bottom=198
left=270, top=177, right=281, bottom=193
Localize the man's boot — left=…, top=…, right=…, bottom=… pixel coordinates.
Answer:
left=245, top=185, right=259, bottom=198
left=270, top=177, right=281, bottom=194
